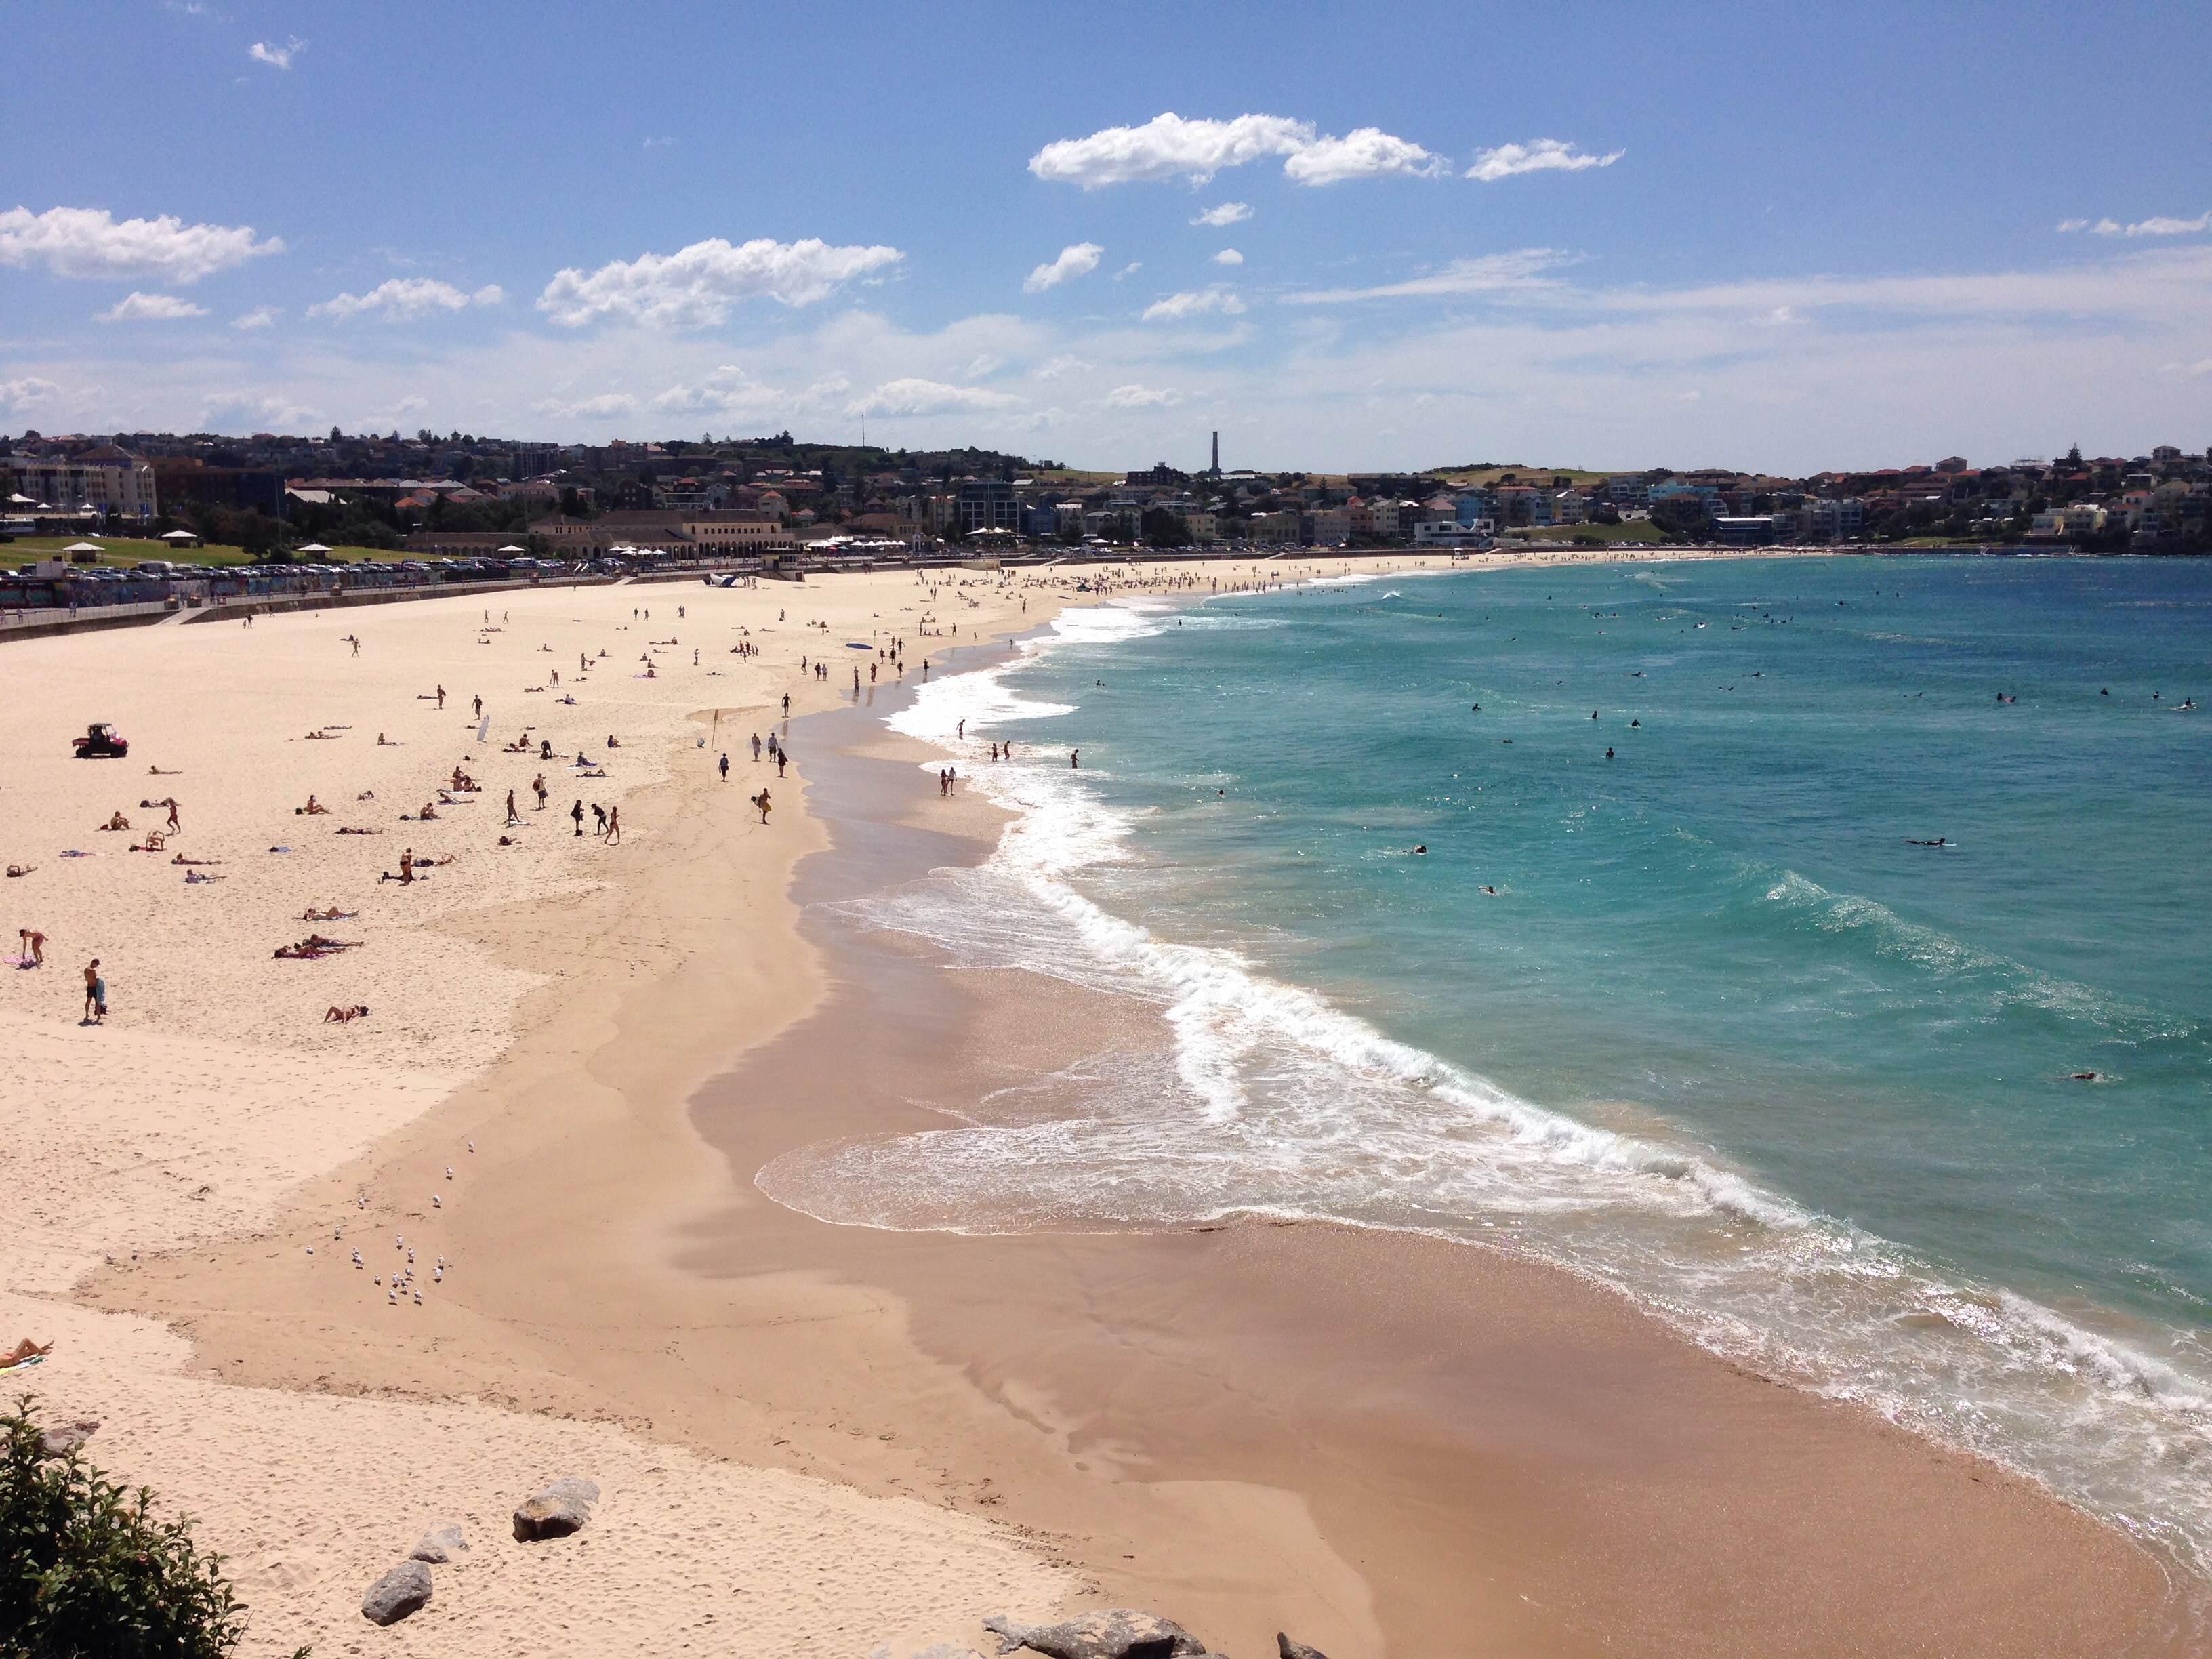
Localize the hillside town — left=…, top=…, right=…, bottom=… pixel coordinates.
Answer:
left=7, top=424, right=2212, bottom=565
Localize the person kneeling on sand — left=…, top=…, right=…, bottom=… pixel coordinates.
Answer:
left=380, top=850, right=417, bottom=885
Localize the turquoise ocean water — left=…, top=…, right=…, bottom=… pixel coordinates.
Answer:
left=758, top=554, right=2212, bottom=1580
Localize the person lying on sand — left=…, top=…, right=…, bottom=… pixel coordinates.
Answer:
left=302, top=906, right=356, bottom=921
left=302, top=933, right=361, bottom=950
left=169, top=853, right=222, bottom=866
left=306, top=730, right=337, bottom=740
left=1, top=1338, right=53, bottom=1369
left=325, top=1004, right=370, bottom=1023
left=147, top=765, right=181, bottom=775
left=128, top=832, right=167, bottom=853
left=335, top=826, right=384, bottom=836
left=184, top=870, right=224, bottom=884
left=6, top=865, right=34, bottom=879
left=100, top=811, right=131, bottom=832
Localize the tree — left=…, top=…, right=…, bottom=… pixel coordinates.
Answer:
left=1141, top=507, right=1191, bottom=548
left=2, top=1395, right=305, bottom=1659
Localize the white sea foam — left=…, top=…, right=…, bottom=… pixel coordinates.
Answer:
left=765, top=586, right=2212, bottom=1589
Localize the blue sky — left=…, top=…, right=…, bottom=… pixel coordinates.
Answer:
left=5, top=0, right=2209, bottom=472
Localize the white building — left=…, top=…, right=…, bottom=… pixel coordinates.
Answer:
left=1412, top=517, right=1495, bottom=548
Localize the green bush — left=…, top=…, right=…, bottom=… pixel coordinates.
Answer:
left=1, top=1395, right=305, bottom=1659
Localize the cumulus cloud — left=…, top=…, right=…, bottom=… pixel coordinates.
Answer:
left=1023, top=241, right=1104, bottom=293
left=1285, top=127, right=1443, bottom=185
left=96, top=291, right=208, bottom=321
left=533, top=392, right=638, bottom=421
left=231, top=304, right=280, bottom=329
left=1212, top=248, right=1244, bottom=266
left=844, top=377, right=1021, bottom=417
left=2059, top=212, right=2208, bottom=237
left=1141, top=286, right=1247, bottom=321
left=200, top=388, right=314, bottom=432
left=1106, top=384, right=1181, bottom=408
left=1191, top=202, right=1252, bottom=226
left=1030, top=112, right=1438, bottom=188
left=248, top=35, right=304, bottom=69
left=0, top=375, right=60, bottom=415
left=308, top=278, right=502, bottom=321
left=0, top=205, right=283, bottom=283
left=1465, top=138, right=1623, bottom=182
left=1033, top=354, right=1093, bottom=380
left=1285, top=248, right=1574, bottom=304
left=649, top=364, right=781, bottom=417
left=537, top=236, right=903, bottom=327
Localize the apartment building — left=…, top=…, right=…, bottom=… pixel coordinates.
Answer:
left=7, top=445, right=159, bottom=520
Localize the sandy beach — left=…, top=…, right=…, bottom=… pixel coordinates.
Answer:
left=3, top=550, right=2193, bottom=1657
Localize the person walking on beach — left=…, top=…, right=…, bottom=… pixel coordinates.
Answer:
left=753, top=788, right=771, bottom=824
left=751, top=732, right=762, bottom=762
left=83, top=958, right=105, bottom=1025
left=781, top=693, right=790, bottom=718
left=718, top=752, right=730, bottom=781
left=592, top=803, right=607, bottom=836
left=505, top=789, right=522, bottom=827
left=775, top=747, right=788, bottom=778
left=436, top=684, right=446, bottom=710
left=602, top=804, right=621, bottom=845
left=472, top=694, right=483, bottom=720
left=570, top=799, right=585, bottom=836
left=533, top=773, right=548, bottom=811
left=163, top=797, right=180, bottom=834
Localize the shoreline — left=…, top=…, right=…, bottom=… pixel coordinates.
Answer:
left=4, top=552, right=2194, bottom=1655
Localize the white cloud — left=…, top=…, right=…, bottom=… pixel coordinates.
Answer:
left=0, top=375, right=60, bottom=415
left=248, top=35, right=304, bottom=69
left=537, top=236, right=903, bottom=327
left=1286, top=249, right=1573, bottom=304
left=97, top=291, right=208, bottom=321
left=2165, top=358, right=2212, bottom=377
left=0, top=205, right=283, bottom=283
left=1191, top=202, right=1252, bottom=227
left=1106, top=384, right=1182, bottom=408
left=1034, top=354, right=1092, bottom=380
left=2123, top=211, right=2211, bottom=237
left=1114, top=262, right=1142, bottom=280
left=1024, top=241, right=1104, bottom=293
left=199, top=388, right=313, bottom=432
left=1143, top=286, right=1246, bottom=321
left=533, top=392, right=638, bottom=421
left=1030, top=112, right=1439, bottom=188
left=964, top=353, right=1003, bottom=378
left=1284, top=127, right=1443, bottom=185
left=308, top=279, right=502, bottom=321
left=231, top=304, right=281, bottom=330
left=642, top=136, right=676, bottom=152
left=1465, top=138, right=1624, bottom=182
left=650, top=364, right=781, bottom=417
left=844, top=377, right=1021, bottom=417
left=391, top=394, right=428, bottom=415
left=1212, top=248, right=1244, bottom=266
left=2055, top=218, right=2090, bottom=233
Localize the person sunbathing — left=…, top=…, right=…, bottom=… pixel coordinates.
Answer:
left=147, top=765, right=181, bottom=775
left=301, top=906, right=355, bottom=921
left=419, top=853, right=456, bottom=867
left=301, top=795, right=330, bottom=815
left=325, top=1004, right=371, bottom=1023
left=357, top=790, right=375, bottom=800
left=377, top=733, right=396, bottom=745
left=302, top=933, right=362, bottom=950
left=1, top=1338, right=53, bottom=1368
left=171, top=853, right=222, bottom=866
left=129, top=831, right=167, bottom=852
left=335, top=826, right=384, bottom=835
left=100, top=812, right=131, bottom=832
left=5, top=864, right=35, bottom=878
left=306, top=729, right=337, bottom=740
left=274, top=943, right=331, bottom=959
left=184, top=869, right=224, bottom=884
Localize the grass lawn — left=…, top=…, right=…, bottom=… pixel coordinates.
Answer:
left=1500, top=520, right=1676, bottom=545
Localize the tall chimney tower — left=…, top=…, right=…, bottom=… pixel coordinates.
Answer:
left=1210, top=430, right=1220, bottom=474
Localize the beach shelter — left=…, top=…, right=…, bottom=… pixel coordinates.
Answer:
left=160, top=528, right=201, bottom=546
left=64, top=541, right=104, bottom=555
left=496, top=544, right=525, bottom=554
left=295, top=542, right=333, bottom=555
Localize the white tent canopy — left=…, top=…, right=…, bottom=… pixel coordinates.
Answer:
left=160, top=529, right=201, bottom=542
left=64, top=541, right=104, bottom=554
left=496, top=543, right=525, bottom=553
left=294, top=542, right=333, bottom=554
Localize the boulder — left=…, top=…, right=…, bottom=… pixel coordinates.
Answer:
left=512, top=1475, right=600, bottom=1541
left=35, top=1420, right=99, bottom=1460
left=360, top=1560, right=432, bottom=1626
left=1277, top=1638, right=1330, bottom=1659
left=409, top=1522, right=468, bottom=1564
left=983, top=1609, right=1210, bottom=1658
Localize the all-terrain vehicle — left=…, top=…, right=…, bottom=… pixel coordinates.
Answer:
left=71, top=722, right=129, bottom=758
